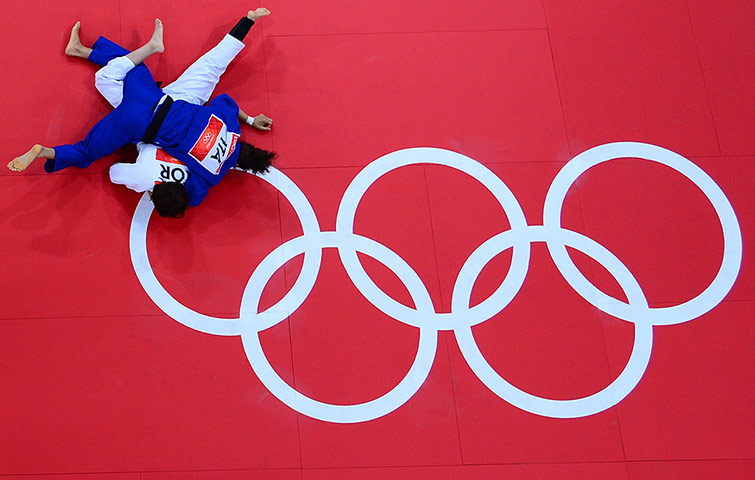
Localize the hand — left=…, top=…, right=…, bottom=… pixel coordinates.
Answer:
left=249, top=8, right=271, bottom=21
left=252, top=114, right=273, bottom=131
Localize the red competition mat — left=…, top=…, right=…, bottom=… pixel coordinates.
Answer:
left=1, top=1, right=753, bottom=478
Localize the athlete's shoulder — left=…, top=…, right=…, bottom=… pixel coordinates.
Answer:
left=208, top=93, right=239, bottom=112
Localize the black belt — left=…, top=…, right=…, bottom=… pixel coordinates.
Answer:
left=142, top=95, right=174, bottom=144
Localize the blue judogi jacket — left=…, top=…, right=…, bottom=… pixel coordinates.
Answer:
left=152, top=94, right=242, bottom=206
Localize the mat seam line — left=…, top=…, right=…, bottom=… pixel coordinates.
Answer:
left=421, top=165, right=466, bottom=464
left=265, top=15, right=303, bottom=460
left=540, top=0, right=573, bottom=160
left=540, top=0, right=631, bottom=473
left=683, top=0, right=723, bottom=157
left=264, top=27, right=547, bottom=39
left=6, top=459, right=751, bottom=476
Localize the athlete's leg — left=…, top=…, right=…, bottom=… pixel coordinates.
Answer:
left=94, top=20, right=164, bottom=108
left=43, top=107, right=141, bottom=173
left=247, top=7, right=271, bottom=22
left=162, top=10, right=268, bottom=105
left=95, top=57, right=139, bottom=108
left=162, top=36, right=245, bottom=104
left=65, top=22, right=131, bottom=66
left=7, top=145, right=55, bottom=172
left=10, top=21, right=165, bottom=173
left=60, top=20, right=161, bottom=108
left=89, top=36, right=130, bottom=67
left=125, top=19, right=164, bottom=66
left=8, top=107, right=134, bottom=173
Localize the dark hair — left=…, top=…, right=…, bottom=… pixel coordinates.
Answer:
left=236, top=141, right=276, bottom=174
left=151, top=181, right=189, bottom=218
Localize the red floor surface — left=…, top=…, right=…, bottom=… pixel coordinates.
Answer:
left=1, top=1, right=753, bottom=478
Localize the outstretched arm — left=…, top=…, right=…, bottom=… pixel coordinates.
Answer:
left=239, top=108, right=273, bottom=131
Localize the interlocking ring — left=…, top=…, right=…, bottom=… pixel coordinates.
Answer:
left=130, top=142, right=742, bottom=423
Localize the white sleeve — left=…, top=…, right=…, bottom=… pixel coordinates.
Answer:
left=109, top=147, right=158, bottom=192
left=135, top=142, right=151, bottom=162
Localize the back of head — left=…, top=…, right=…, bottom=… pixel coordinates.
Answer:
left=151, top=181, right=189, bottom=218
left=236, top=141, right=276, bottom=174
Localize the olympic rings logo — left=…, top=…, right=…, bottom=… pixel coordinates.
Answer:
left=129, top=142, right=742, bottom=423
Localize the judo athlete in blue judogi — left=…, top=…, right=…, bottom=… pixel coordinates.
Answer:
left=95, top=15, right=274, bottom=203
left=9, top=8, right=276, bottom=218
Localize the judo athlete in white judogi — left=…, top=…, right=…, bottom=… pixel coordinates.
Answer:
left=9, top=8, right=275, bottom=218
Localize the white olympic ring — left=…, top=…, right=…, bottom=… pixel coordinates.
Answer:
left=129, top=142, right=743, bottom=423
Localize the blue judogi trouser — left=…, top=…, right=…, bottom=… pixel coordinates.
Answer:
left=46, top=37, right=165, bottom=173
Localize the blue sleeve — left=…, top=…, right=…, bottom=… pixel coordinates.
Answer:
left=208, top=94, right=240, bottom=115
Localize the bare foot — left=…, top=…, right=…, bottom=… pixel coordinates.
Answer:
left=8, top=145, right=44, bottom=172
left=65, top=21, right=84, bottom=56
left=248, top=8, right=270, bottom=20
left=124, top=19, right=164, bottom=65
left=149, top=19, right=164, bottom=53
